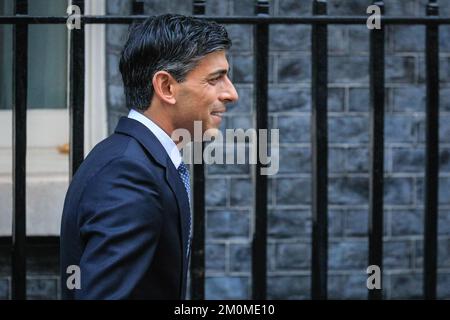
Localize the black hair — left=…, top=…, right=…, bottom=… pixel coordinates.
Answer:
left=119, top=14, right=232, bottom=112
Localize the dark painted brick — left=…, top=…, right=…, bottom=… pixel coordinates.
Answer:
left=27, top=278, right=58, bottom=300
left=230, top=178, right=252, bottom=206
left=344, top=210, right=369, bottom=237
left=328, top=274, right=368, bottom=299
left=232, top=54, right=253, bottom=84
left=438, top=273, right=450, bottom=299
left=327, top=0, right=370, bottom=15
left=206, top=243, right=226, bottom=272
left=329, top=177, right=369, bottom=205
left=269, top=25, right=311, bottom=51
left=385, top=0, right=418, bottom=16
left=106, top=0, right=132, bottom=15
left=441, top=88, right=450, bottom=111
left=107, top=84, right=126, bottom=112
left=438, top=238, right=450, bottom=268
left=268, top=88, right=311, bottom=112
left=206, top=0, right=231, bottom=16
left=106, top=25, right=129, bottom=48
left=393, top=26, right=425, bottom=52
left=276, top=242, right=310, bottom=271
left=278, top=0, right=310, bottom=15
left=278, top=146, right=311, bottom=173
left=205, top=276, right=249, bottom=300
left=384, top=240, right=413, bottom=269
left=392, top=86, right=426, bottom=112
left=329, top=116, right=369, bottom=143
left=206, top=209, right=250, bottom=240
left=385, top=114, right=422, bottom=143
left=205, top=177, right=227, bottom=206
left=390, top=273, right=423, bottom=299
left=227, top=24, right=252, bottom=52
left=278, top=115, right=310, bottom=143
left=229, top=243, right=250, bottom=273
left=328, top=87, right=345, bottom=112
left=329, top=26, right=348, bottom=54
left=345, top=147, right=370, bottom=173
left=278, top=55, right=311, bottom=83
left=329, top=210, right=344, bottom=237
left=233, top=0, right=275, bottom=16
left=392, top=148, right=425, bottom=173
left=228, top=114, right=253, bottom=130
left=384, top=177, right=415, bottom=205
left=386, top=56, right=416, bottom=83
left=391, top=210, right=423, bottom=236
left=437, top=115, right=450, bottom=143
left=414, top=239, right=450, bottom=269
left=267, top=276, right=310, bottom=299
left=329, top=56, right=369, bottom=84
left=438, top=210, right=450, bottom=235
left=227, top=86, right=252, bottom=114
left=329, top=147, right=346, bottom=173
left=268, top=209, right=311, bottom=239
left=329, top=241, right=368, bottom=270
left=348, top=25, right=369, bottom=53
left=349, top=87, right=369, bottom=112
left=276, top=177, right=311, bottom=205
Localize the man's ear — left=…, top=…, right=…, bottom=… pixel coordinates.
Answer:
left=152, top=71, right=177, bottom=105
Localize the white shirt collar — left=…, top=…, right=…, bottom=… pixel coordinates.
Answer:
left=128, top=109, right=182, bottom=169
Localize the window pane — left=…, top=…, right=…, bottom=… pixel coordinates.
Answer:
left=0, top=0, right=68, bottom=109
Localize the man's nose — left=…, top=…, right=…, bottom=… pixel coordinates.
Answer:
left=220, top=76, right=239, bottom=103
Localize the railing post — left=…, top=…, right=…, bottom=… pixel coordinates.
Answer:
left=252, top=0, right=269, bottom=300
left=424, top=0, right=439, bottom=300
left=193, top=0, right=206, bottom=16
left=311, top=0, right=328, bottom=300
left=368, top=0, right=385, bottom=301
left=132, top=0, right=144, bottom=15
left=191, top=0, right=207, bottom=300
left=68, top=0, right=85, bottom=178
left=12, top=0, right=28, bottom=300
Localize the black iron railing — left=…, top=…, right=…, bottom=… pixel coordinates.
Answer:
left=1, top=0, right=447, bottom=300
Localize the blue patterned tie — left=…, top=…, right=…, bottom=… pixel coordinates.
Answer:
left=177, top=161, right=192, bottom=258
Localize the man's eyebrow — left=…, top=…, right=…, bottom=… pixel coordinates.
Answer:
left=208, top=67, right=231, bottom=77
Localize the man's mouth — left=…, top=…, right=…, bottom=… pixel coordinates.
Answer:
left=210, top=111, right=224, bottom=117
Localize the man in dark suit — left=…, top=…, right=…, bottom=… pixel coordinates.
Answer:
left=60, top=14, right=238, bottom=299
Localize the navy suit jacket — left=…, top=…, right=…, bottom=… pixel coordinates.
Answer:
left=60, top=117, right=191, bottom=299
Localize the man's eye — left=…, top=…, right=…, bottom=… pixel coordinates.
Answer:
left=209, top=76, right=221, bottom=83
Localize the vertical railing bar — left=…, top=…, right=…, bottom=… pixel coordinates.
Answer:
left=311, top=0, right=328, bottom=300
left=11, top=0, right=28, bottom=301
left=368, top=0, right=385, bottom=301
left=424, top=0, right=439, bottom=300
left=252, top=0, right=269, bottom=300
left=132, top=0, right=144, bottom=15
left=191, top=0, right=206, bottom=300
left=68, top=0, right=85, bottom=178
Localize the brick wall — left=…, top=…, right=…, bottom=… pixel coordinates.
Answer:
left=105, top=0, right=450, bottom=300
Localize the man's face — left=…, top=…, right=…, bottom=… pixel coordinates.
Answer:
left=173, top=50, right=238, bottom=139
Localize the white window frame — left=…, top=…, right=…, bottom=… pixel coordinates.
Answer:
left=0, top=0, right=107, bottom=235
